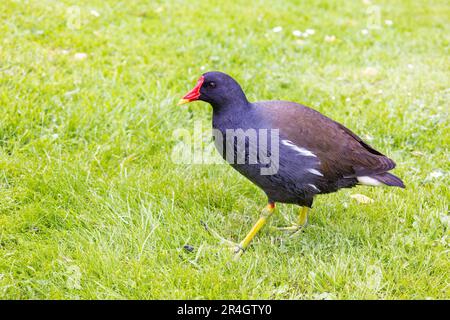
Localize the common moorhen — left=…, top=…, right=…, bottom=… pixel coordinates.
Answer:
left=178, top=71, right=404, bottom=259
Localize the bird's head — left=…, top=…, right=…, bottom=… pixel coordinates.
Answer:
left=178, top=71, right=248, bottom=109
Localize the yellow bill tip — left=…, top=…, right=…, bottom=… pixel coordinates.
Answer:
left=177, top=99, right=190, bottom=106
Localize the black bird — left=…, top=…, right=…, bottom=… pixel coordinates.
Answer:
left=178, top=71, right=404, bottom=259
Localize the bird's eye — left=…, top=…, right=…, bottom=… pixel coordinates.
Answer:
left=208, top=81, right=216, bottom=88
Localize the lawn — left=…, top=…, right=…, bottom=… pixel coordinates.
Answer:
left=0, top=0, right=449, bottom=299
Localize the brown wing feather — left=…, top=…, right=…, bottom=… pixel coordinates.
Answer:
left=258, top=101, right=395, bottom=180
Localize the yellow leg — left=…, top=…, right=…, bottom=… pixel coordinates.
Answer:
left=298, top=206, right=309, bottom=226
left=234, top=202, right=275, bottom=260
left=276, top=207, right=309, bottom=232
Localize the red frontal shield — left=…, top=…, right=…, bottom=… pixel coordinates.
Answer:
left=178, top=76, right=204, bottom=105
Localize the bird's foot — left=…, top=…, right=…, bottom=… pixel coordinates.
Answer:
left=201, top=221, right=244, bottom=259
left=272, top=218, right=308, bottom=235
left=273, top=207, right=309, bottom=235
left=275, top=224, right=303, bottom=232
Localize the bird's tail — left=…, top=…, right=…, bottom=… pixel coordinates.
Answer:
left=373, top=172, right=405, bottom=188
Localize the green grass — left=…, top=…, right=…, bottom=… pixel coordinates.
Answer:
left=0, top=0, right=449, bottom=299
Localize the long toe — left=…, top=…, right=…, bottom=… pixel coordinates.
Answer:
left=272, top=222, right=308, bottom=234
left=275, top=225, right=301, bottom=232
left=201, top=220, right=240, bottom=248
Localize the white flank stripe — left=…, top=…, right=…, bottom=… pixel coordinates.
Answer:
left=281, top=140, right=317, bottom=157
left=357, top=176, right=383, bottom=186
left=307, top=168, right=323, bottom=176
left=308, top=184, right=321, bottom=192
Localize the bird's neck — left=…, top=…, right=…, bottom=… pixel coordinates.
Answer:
left=211, top=93, right=250, bottom=117
left=212, top=101, right=251, bottom=123
left=212, top=101, right=256, bottom=131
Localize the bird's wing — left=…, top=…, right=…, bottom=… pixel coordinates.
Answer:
left=257, top=101, right=395, bottom=180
